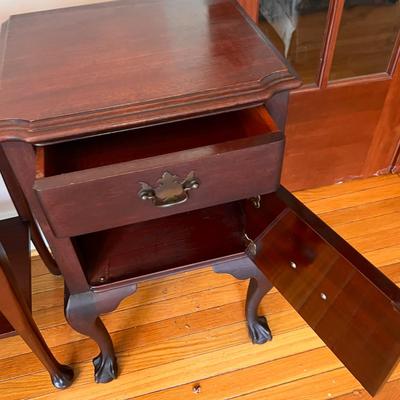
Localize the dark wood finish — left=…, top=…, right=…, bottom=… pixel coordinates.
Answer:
left=1, top=1, right=398, bottom=394
left=34, top=108, right=283, bottom=237
left=0, top=1, right=298, bottom=383
left=76, top=202, right=246, bottom=285
left=213, top=255, right=273, bottom=344
left=65, top=283, right=136, bottom=383
left=0, top=0, right=299, bottom=144
left=248, top=187, right=400, bottom=396
left=0, top=217, right=31, bottom=337
left=1, top=141, right=90, bottom=294
left=0, top=218, right=74, bottom=389
left=0, top=0, right=398, bottom=191
left=0, top=147, right=60, bottom=276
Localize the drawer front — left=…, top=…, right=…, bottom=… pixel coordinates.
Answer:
left=34, top=134, right=284, bottom=238
left=251, top=197, right=400, bottom=396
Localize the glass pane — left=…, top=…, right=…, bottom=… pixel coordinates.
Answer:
left=330, top=0, right=400, bottom=80
left=258, top=0, right=330, bottom=84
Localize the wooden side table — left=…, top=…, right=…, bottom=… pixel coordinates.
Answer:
left=0, top=0, right=398, bottom=395
left=0, top=218, right=73, bottom=389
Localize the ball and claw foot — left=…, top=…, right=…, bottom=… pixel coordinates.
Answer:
left=248, top=316, right=272, bottom=344
left=93, top=352, right=118, bottom=383
left=51, top=365, right=74, bottom=389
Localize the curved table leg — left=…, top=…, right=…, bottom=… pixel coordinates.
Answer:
left=65, top=284, right=136, bottom=383
left=0, top=243, right=73, bottom=389
left=213, top=255, right=273, bottom=344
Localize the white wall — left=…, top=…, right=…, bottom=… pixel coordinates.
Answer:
left=0, top=176, right=17, bottom=220
left=0, top=0, right=112, bottom=24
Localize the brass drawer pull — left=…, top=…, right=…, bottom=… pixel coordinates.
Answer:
left=138, top=171, right=200, bottom=208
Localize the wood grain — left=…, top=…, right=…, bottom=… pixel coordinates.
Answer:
left=0, top=175, right=399, bottom=399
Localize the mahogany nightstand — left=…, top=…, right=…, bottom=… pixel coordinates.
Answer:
left=0, top=0, right=398, bottom=396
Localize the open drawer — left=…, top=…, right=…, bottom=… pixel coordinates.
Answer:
left=246, top=187, right=400, bottom=396
left=33, top=106, right=283, bottom=238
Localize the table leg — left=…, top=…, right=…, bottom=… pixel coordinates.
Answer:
left=0, top=146, right=60, bottom=275
left=0, top=244, right=73, bottom=389
left=213, top=255, right=273, bottom=344
left=65, top=283, right=136, bottom=383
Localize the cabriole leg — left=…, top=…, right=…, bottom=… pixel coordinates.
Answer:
left=213, top=256, right=273, bottom=344
left=0, top=244, right=73, bottom=389
left=65, top=284, right=136, bottom=383
left=245, top=274, right=273, bottom=344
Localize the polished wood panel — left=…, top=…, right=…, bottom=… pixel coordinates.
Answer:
left=282, top=79, right=391, bottom=190
left=0, top=175, right=399, bottom=399
left=252, top=204, right=400, bottom=395
left=0, top=0, right=299, bottom=143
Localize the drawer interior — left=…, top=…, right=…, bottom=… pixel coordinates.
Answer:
left=35, top=106, right=278, bottom=178
left=73, top=201, right=248, bottom=285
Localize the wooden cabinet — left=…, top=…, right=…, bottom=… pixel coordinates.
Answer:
left=239, top=0, right=400, bottom=190
left=0, top=0, right=398, bottom=396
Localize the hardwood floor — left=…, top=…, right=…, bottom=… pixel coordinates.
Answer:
left=1, top=174, right=400, bottom=399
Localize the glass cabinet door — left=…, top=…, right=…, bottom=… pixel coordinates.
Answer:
left=256, top=0, right=400, bottom=85
left=258, top=0, right=330, bottom=84
left=330, top=0, right=400, bottom=80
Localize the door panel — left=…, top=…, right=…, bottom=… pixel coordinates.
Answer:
left=239, top=0, right=400, bottom=190
left=248, top=187, right=400, bottom=396
left=283, top=78, right=390, bottom=189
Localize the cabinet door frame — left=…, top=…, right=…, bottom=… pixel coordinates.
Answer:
left=238, top=0, right=400, bottom=189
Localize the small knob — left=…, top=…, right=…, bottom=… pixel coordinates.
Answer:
left=290, top=261, right=297, bottom=269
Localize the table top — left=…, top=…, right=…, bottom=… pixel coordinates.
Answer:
left=0, top=0, right=299, bottom=143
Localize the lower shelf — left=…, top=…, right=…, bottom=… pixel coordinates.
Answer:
left=74, top=201, right=247, bottom=285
